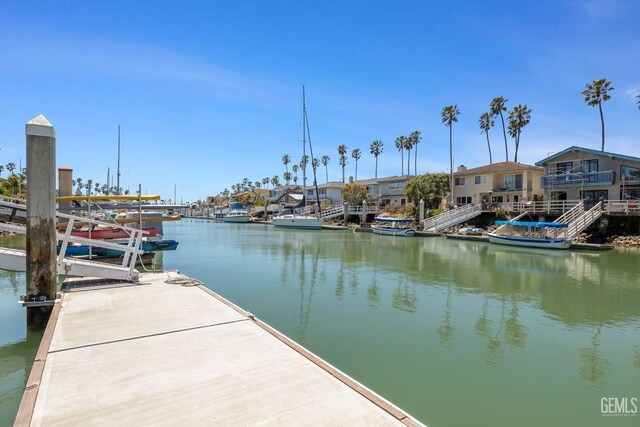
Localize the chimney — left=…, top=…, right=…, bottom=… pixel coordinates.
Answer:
left=457, top=165, right=467, bottom=172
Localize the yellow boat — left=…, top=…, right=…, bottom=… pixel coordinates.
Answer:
left=56, top=194, right=161, bottom=202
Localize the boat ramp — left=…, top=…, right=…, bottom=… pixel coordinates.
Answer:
left=15, top=272, right=423, bottom=426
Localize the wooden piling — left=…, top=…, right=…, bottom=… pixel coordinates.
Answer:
left=25, top=115, right=57, bottom=329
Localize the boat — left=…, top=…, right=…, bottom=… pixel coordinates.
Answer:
left=371, top=225, right=416, bottom=237
left=272, top=86, right=324, bottom=230
left=63, top=226, right=157, bottom=239
left=223, top=202, right=252, bottom=223
left=458, top=227, right=485, bottom=235
left=142, top=239, right=179, bottom=251
left=488, top=220, right=571, bottom=249
left=272, top=208, right=323, bottom=230
left=374, top=215, right=412, bottom=223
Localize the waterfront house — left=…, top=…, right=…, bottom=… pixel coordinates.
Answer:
left=452, top=162, right=544, bottom=207
left=304, top=175, right=414, bottom=206
left=535, top=146, right=640, bottom=206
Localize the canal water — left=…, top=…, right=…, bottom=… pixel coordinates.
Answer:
left=1, top=219, right=639, bottom=426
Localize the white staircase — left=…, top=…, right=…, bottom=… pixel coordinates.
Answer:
left=423, top=204, right=482, bottom=232
left=563, top=202, right=603, bottom=239
left=0, top=209, right=145, bottom=282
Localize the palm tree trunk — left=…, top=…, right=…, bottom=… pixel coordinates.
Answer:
left=414, top=144, right=418, bottom=175
left=514, top=132, right=519, bottom=163
left=599, top=101, right=605, bottom=151
left=407, top=150, right=411, bottom=176
left=485, top=132, right=492, bottom=164
left=375, top=156, right=378, bottom=179
left=401, top=150, right=404, bottom=175
left=500, top=111, right=508, bottom=161
left=342, top=165, right=345, bottom=184
left=325, top=166, right=328, bottom=183
left=449, top=126, right=453, bottom=205
left=355, top=161, right=358, bottom=181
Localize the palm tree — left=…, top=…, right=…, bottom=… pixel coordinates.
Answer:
left=6, top=162, right=16, bottom=175
left=283, top=171, right=292, bottom=185
left=300, top=155, right=309, bottom=187
left=262, top=177, right=270, bottom=190
left=582, top=79, right=614, bottom=151
left=292, top=164, right=299, bottom=183
left=394, top=136, right=406, bottom=175
left=490, top=97, right=509, bottom=161
left=442, top=105, right=460, bottom=205
left=351, top=149, right=361, bottom=181
left=369, top=140, right=383, bottom=179
left=311, top=158, right=320, bottom=185
left=76, top=178, right=83, bottom=194
left=282, top=154, right=291, bottom=174
left=479, top=112, right=494, bottom=164
left=321, top=155, right=330, bottom=183
left=337, top=144, right=348, bottom=183
left=410, top=130, right=421, bottom=175
left=403, top=137, right=413, bottom=176
left=271, top=175, right=280, bottom=188
left=0, top=165, right=4, bottom=178
left=508, top=104, right=532, bottom=163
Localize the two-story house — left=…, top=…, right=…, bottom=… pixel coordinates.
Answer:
left=535, top=146, right=640, bottom=206
left=304, top=175, right=414, bottom=206
left=452, top=162, right=544, bottom=206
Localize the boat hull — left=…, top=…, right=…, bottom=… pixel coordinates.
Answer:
left=371, top=226, right=416, bottom=237
left=223, top=215, right=252, bottom=223
left=488, top=233, right=571, bottom=249
left=65, top=227, right=157, bottom=239
left=271, top=216, right=323, bottom=230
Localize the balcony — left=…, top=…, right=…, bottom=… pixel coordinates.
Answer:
left=541, top=170, right=614, bottom=189
left=491, top=184, right=523, bottom=192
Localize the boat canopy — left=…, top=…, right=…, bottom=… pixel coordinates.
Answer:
left=229, top=202, right=247, bottom=210
left=374, top=216, right=413, bottom=223
left=495, top=220, right=568, bottom=228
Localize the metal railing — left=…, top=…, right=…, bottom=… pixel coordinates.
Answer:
left=541, top=170, right=614, bottom=188
left=423, top=204, right=482, bottom=232
left=605, top=200, right=640, bottom=215
left=502, top=200, right=582, bottom=214
left=564, top=202, right=603, bottom=239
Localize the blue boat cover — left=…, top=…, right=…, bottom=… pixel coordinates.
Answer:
left=494, top=220, right=568, bottom=228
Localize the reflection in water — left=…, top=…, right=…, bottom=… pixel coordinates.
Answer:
left=437, top=287, right=454, bottom=344
left=577, top=326, right=608, bottom=388
left=475, top=295, right=491, bottom=337
left=504, top=299, right=528, bottom=348
left=392, top=278, right=417, bottom=314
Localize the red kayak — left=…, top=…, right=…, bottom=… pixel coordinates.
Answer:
left=63, top=226, right=157, bottom=239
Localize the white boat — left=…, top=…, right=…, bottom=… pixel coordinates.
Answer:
left=488, top=220, right=571, bottom=249
left=223, top=202, right=251, bottom=223
left=272, top=210, right=323, bottom=230
left=271, top=86, right=324, bottom=230
left=371, top=225, right=416, bottom=237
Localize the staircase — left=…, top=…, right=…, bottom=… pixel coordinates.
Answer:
left=423, top=204, right=482, bottom=232
left=563, top=202, right=603, bottom=239
left=0, top=206, right=145, bottom=282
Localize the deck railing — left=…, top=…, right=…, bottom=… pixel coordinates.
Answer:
left=501, top=200, right=582, bottom=214
left=605, top=200, right=640, bottom=215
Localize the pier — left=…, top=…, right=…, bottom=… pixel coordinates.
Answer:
left=15, top=271, right=422, bottom=426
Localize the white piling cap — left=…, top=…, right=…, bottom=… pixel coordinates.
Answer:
left=26, top=114, right=55, bottom=138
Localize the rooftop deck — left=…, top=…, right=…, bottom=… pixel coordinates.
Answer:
left=16, top=272, right=422, bottom=426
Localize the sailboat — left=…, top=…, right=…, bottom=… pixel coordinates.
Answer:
left=272, top=86, right=324, bottom=230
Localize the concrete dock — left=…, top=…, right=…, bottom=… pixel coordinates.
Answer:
left=16, top=272, right=422, bottom=426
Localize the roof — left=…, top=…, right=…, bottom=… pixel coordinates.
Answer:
left=535, top=146, right=640, bottom=166
left=454, top=161, right=542, bottom=176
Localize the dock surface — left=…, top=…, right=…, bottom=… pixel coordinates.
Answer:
left=16, top=272, right=421, bottom=426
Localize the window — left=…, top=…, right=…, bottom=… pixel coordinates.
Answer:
left=621, top=165, right=640, bottom=181
left=454, top=177, right=465, bottom=186
left=388, top=182, right=404, bottom=190
left=456, top=196, right=472, bottom=205
left=504, top=174, right=522, bottom=190
left=581, top=159, right=598, bottom=172
left=474, top=176, right=486, bottom=184
left=401, top=198, right=406, bottom=205
left=307, top=190, right=313, bottom=196
left=581, top=190, right=608, bottom=208
left=318, top=188, right=326, bottom=195
left=556, top=162, right=573, bottom=174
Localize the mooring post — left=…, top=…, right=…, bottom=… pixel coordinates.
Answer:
left=57, top=164, right=73, bottom=215
left=25, top=115, right=57, bottom=329
left=361, top=199, right=367, bottom=224
left=419, top=199, right=425, bottom=227
left=343, top=202, right=348, bottom=223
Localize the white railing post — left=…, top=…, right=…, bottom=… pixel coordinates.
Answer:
left=57, top=218, right=75, bottom=271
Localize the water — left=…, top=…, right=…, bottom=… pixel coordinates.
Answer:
left=2, top=220, right=639, bottom=426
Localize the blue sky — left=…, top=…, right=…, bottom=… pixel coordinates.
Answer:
left=1, top=0, right=639, bottom=202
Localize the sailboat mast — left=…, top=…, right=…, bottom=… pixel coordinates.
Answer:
left=116, top=124, right=121, bottom=195
left=302, top=85, right=307, bottom=205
